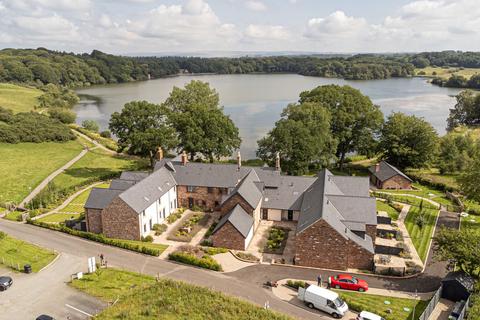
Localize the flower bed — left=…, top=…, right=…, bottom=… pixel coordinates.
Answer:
left=234, top=251, right=260, bottom=262
left=167, top=211, right=210, bottom=242
left=263, top=226, right=290, bottom=254
left=166, top=207, right=185, bottom=224
left=168, top=245, right=222, bottom=271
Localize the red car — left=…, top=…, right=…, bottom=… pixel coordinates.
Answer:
left=328, top=274, right=368, bottom=292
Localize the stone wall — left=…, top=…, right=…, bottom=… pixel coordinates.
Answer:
left=102, top=197, right=141, bottom=240
left=219, top=194, right=254, bottom=217
left=85, top=208, right=103, bottom=234
left=177, top=185, right=226, bottom=211
left=295, top=219, right=374, bottom=270
left=211, top=221, right=246, bottom=250
left=366, top=224, right=377, bottom=243
left=381, top=175, right=412, bottom=190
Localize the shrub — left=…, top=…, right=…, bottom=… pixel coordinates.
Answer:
left=191, top=205, right=203, bottom=212
left=204, top=222, right=217, bottom=238
left=0, top=231, right=6, bottom=240
left=27, top=220, right=161, bottom=256
left=286, top=280, right=307, bottom=290
left=48, top=108, right=76, bottom=124
left=166, top=211, right=183, bottom=224
left=168, top=251, right=222, bottom=271
left=234, top=252, right=260, bottom=262
left=201, top=247, right=228, bottom=255
left=100, top=130, right=111, bottom=138
left=142, top=235, right=154, bottom=242
left=152, top=223, right=168, bottom=235
left=82, top=120, right=99, bottom=132
left=415, top=212, right=426, bottom=228
left=200, top=239, right=212, bottom=247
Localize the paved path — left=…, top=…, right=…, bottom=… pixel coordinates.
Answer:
left=32, top=181, right=105, bottom=221
left=73, top=129, right=117, bottom=155
left=18, top=148, right=89, bottom=208
left=396, top=204, right=424, bottom=269
left=0, top=253, right=106, bottom=319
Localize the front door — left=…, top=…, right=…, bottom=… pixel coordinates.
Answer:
left=188, top=197, right=194, bottom=208
left=262, top=208, right=268, bottom=220
left=288, top=210, right=293, bottom=221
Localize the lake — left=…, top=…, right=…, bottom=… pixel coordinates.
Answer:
left=75, top=74, right=462, bottom=159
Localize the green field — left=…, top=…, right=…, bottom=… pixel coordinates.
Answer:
left=3, top=211, right=24, bottom=221
left=335, top=290, right=429, bottom=320
left=379, top=183, right=454, bottom=207
left=404, top=207, right=439, bottom=262
left=415, top=66, right=480, bottom=80
left=462, top=214, right=480, bottom=232
left=52, top=148, right=146, bottom=190
left=59, top=182, right=110, bottom=214
left=0, top=232, right=57, bottom=272
left=0, top=141, right=84, bottom=205
left=71, top=268, right=292, bottom=320
left=0, top=83, right=43, bottom=113
left=406, top=168, right=460, bottom=190
left=376, top=200, right=400, bottom=220
left=36, top=213, right=82, bottom=223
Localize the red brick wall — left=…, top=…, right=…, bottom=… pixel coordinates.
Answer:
left=177, top=185, right=226, bottom=211
left=102, top=197, right=141, bottom=240
left=381, top=175, right=412, bottom=190
left=366, top=224, right=377, bottom=243
left=219, top=194, right=254, bottom=217
left=211, top=221, right=246, bottom=250
left=85, top=208, right=103, bottom=234
left=295, top=220, right=374, bottom=270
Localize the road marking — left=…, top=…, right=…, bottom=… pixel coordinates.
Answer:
left=65, top=304, right=93, bottom=317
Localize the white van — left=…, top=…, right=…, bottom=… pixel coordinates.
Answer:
left=298, top=285, right=349, bottom=318
left=357, top=311, right=385, bottom=320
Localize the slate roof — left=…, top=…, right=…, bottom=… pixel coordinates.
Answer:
left=369, top=161, right=412, bottom=183
left=221, top=169, right=263, bottom=209
left=119, top=171, right=150, bottom=182
left=119, top=167, right=177, bottom=213
left=109, top=179, right=137, bottom=191
left=85, top=188, right=123, bottom=210
left=296, top=169, right=376, bottom=253
left=212, top=204, right=253, bottom=238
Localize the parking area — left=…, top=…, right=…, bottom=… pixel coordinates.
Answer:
left=0, top=253, right=106, bottom=319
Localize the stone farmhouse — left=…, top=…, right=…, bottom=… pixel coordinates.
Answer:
left=85, top=151, right=377, bottom=270
left=369, top=161, right=413, bottom=190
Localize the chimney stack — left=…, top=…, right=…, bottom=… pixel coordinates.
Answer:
left=155, top=147, right=164, bottom=161
left=375, top=163, right=380, bottom=173
left=181, top=151, right=188, bottom=166
left=237, top=151, right=242, bottom=171
left=275, top=152, right=281, bottom=172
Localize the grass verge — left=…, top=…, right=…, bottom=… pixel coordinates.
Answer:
left=59, top=182, right=110, bottom=214
left=376, top=200, right=400, bottom=221
left=71, top=268, right=292, bottom=319
left=335, top=290, right=429, bottom=320
left=0, top=83, right=42, bottom=113
left=0, top=231, right=57, bottom=272
left=404, top=207, right=439, bottom=262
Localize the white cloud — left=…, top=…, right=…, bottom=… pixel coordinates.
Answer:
left=13, top=14, right=78, bottom=37
left=245, top=0, right=266, bottom=12
left=245, top=24, right=290, bottom=40
left=305, top=11, right=367, bottom=39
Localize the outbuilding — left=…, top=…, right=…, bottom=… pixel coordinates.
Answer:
left=441, top=271, right=475, bottom=302
left=210, top=204, right=254, bottom=251
left=369, top=161, right=413, bottom=190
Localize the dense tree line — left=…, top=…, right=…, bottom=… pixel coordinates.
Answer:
left=0, top=106, right=75, bottom=143
left=410, top=51, right=480, bottom=68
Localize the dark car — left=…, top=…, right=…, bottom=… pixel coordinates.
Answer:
left=36, top=315, right=55, bottom=320
left=0, top=276, right=13, bottom=291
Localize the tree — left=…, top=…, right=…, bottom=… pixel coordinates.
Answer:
left=459, top=156, right=480, bottom=202
left=437, top=132, right=475, bottom=174
left=162, top=81, right=241, bottom=161
left=37, top=84, right=79, bottom=109
left=433, top=227, right=480, bottom=278
left=379, top=112, right=438, bottom=169
left=82, top=120, right=99, bottom=132
left=299, top=85, right=383, bottom=168
left=447, top=90, right=480, bottom=130
left=257, top=102, right=337, bottom=175
left=109, top=101, right=178, bottom=166
left=48, top=108, right=76, bottom=124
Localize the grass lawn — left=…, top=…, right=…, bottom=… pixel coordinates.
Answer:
left=462, top=213, right=480, bottom=232
left=415, top=66, right=480, bottom=80
left=71, top=268, right=292, bottom=320
left=335, top=290, right=429, bottom=320
left=379, top=182, right=454, bottom=207
left=36, top=213, right=82, bottom=224
left=0, top=141, right=84, bottom=205
left=3, top=211, right=24, bottom=221
left=376, top=200, right=400, bottom=220
left=0, top=83, right=42, bottom=113
left=404, top=207, right=440, bottom=262
left=52, top=148, right=147, bottom=190
left=406, top=168, right=459, bottom=190
left=59, top=182, right=110, bottom=214
left=0, top=233, right=57, bottom=272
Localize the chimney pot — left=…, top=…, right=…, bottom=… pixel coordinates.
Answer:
left=155, top=147, right=164, bottom=161
left=375, top=163, right=380, bottom=173
left=237, top=151, right=242, bottom=170
left=181, top=151, right=188, bottom=166
left=275, top=152, right=281, bottom=172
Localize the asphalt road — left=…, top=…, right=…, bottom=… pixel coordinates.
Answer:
left=0, top=254, right=106, bottom=320
left=0, top=210, right=459, bottom=320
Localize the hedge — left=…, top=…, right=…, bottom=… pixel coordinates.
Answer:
left=168, top=251, right=222, bottom=271
left=27, top=220, right=161, bottom=256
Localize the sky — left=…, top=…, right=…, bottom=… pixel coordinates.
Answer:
left=0, top=0, right=479, bottom=55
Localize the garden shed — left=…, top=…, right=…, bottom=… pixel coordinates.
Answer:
left=441, top=271, right=475, bottom=302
